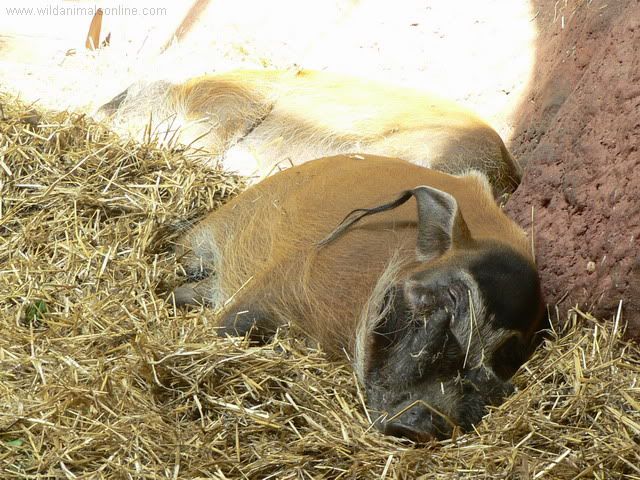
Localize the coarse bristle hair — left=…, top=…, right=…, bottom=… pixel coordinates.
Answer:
left=1, top=93, right=639, bottom=479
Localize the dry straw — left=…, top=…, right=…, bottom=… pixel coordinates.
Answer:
left=1, top=93, right=639, bottom=479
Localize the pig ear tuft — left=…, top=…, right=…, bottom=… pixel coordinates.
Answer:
left=318, top=186, right=472, bottom=260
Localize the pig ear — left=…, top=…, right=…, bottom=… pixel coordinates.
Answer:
left=411, top=186, right=471, bottom=261
left=319, top=186, right=472, bottom=256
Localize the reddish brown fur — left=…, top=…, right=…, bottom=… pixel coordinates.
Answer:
left=174, top=154, right=546, bottom=440
left=177, top=155, right=532, bottom=356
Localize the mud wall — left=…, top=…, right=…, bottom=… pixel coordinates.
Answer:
left=507, top=0, right=640, bottom=337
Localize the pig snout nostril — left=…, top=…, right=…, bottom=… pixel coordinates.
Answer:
left=383, top=421, right=434, bottom=443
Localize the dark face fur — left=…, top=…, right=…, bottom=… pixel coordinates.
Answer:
left=319, top=185, right=546, bottom=442
left=364, top=244, right=546, bottom=442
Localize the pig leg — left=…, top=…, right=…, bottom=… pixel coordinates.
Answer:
left=171, top=276, right=224, bottom=308
left=217, top=301, right=278, bottom=343
left=172, top=213, right=230, bottom=308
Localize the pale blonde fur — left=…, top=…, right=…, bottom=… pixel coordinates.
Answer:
left=100, top=69, right=522, bottom=197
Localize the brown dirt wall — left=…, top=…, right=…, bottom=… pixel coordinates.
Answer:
left=506, top=0, right=640, bottom=337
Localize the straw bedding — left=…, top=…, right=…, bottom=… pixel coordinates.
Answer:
left=1, top=93, right=639, bottom=479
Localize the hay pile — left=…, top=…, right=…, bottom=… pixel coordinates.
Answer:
left=1, top=94, right=639, bottom=479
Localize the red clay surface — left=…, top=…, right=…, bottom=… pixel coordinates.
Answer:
left=507, top=0, right=640, bottom=337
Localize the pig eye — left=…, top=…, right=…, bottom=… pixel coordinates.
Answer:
left=447, top=288, right=458, bottom=307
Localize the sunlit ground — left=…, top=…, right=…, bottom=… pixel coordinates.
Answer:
left=0, top=0, right=537, bottom=141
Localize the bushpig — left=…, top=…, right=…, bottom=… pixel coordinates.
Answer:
left=98, top=69, right=521, bottom=198
left=172, top=154, right=547, bottom=441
